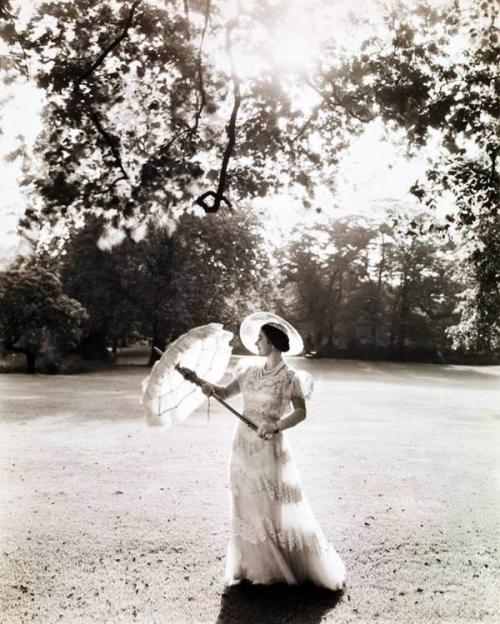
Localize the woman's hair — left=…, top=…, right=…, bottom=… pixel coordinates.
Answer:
left=261, top=323, right=290, bottom=352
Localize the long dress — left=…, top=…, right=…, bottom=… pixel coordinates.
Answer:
left=224, top=360, right=346, bottom=590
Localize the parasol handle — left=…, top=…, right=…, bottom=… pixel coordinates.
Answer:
left=210, top=394, right=258, bottom=432
left=158, top=358, right=258, bottom=432
left=174, top=363, right=258, bottom=432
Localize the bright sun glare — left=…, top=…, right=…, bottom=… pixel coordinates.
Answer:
left=270, top=27, right=313, bottom=72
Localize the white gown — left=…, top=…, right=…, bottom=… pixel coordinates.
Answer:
left=224, top=361, right=346, bottom=590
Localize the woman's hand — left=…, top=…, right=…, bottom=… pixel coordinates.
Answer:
left=201, top=383, right=215, bottom=397
left=177, top=366, right=199, bottom=384
left=177, top=366, right=213, bottom=396
left=257, top=422, right=278, bottom=440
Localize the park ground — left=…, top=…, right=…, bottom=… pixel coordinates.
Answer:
left=0, top=352, right=499, bottom=624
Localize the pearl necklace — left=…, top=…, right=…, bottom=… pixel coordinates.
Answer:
left=256, top=359, right=286, bottom=381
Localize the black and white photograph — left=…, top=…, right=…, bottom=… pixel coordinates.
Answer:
left=0, top=0, right=498, bottom=622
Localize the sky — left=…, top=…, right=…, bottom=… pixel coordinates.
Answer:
left=0, top=80, right=43, bottom=267
left=0, top=0, right=452, bottom=266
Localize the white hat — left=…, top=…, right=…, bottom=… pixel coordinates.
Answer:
left=239, top=311, right=304, bottom=356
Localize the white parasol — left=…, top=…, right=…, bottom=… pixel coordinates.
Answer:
left=141, top=323, right=233, bottom=427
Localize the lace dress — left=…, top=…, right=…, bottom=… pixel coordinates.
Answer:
left=223, top=360, right=346, bottom=590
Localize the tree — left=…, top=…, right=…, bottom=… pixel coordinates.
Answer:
left=0, top=266, right=87, bottom=373
left=3, top=0, right=299, bottom=237
left=59, top=218, right=140, bottom=359
left=312, top=0, right=499, bottom=351
left=281, top=213, right=462, bottom=361
left=55, top=208, right=271, bottom=363
left=2, top=0, right=497, bottom=356
left=0, top=0, right=376, bottom=237
left=381, top=219, right=460, bottom=359
left=5, top=3, right=496, bottom=225
left=128, top=209, right=271, bottom=363
left=447, top=224, right=500, bottom=354
left=2, top=1, right=210, bottom=236
left=282, top=218, right=377, bottom=356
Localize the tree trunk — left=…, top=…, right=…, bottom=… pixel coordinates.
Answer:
left=389, top=291, right=399, bottom=354
left=79, top=330, right=110, bottom=360
left=26, top=351, right=36, bottom=374
left=371, top=236, right=386, bottom=349
left=3, top=342, right=37, bottom=374
left=326, top=334, right=334, bottom=357
left=315, top=331, right=323, bottom=357
left=397, top=302, right=408, bottom=358
left=397, top=275, right=410, bottom=358
left=148, top=335, right=167, bottom=366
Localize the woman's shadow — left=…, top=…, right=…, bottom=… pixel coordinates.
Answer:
left=215, top=581, right=344, bottom=624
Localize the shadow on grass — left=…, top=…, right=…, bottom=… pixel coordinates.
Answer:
left=215, top=580, right=344, bottom=624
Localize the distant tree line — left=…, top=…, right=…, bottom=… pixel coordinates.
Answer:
left=1, top=207, right=498, bottom=373
left=0, top=211, right=270, bottom=373
left=278, top=214, right=475, bottom=363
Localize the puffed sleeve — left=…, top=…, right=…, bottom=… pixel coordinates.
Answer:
left=287, top=369, right=314, bottom=401
left=232, top=358, right=254, bottom=387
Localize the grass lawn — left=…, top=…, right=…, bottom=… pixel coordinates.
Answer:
left=0, top=355, right=499, bottom=623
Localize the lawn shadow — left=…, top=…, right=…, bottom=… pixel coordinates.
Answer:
left=215, top=580, right=344, bottom=624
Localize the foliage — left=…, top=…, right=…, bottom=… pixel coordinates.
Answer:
left=1, top=0, right=498, bottom=357
left=447, top=225, right=500, bottom=353
left=3, top=1, right=497, bottom=227
left=282, top=214, right=462, bottom=361
left=314, top=0, right=499, bottom=351
left=58, top=219, right=139, bottom=359
left=1, top=1, right=206, bottom=232
left=54, top=209, right=270, bottom=362
left=124, top=208, right=271, bottom=362
left=0, top=266, right=87, bottom=372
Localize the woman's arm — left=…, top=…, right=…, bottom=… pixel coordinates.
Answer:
left=276, top=397, right=306, bottom=432
left=177, top=366, right=241, bottom=400
left=210, top=378, right=240, bottom=400
left=258, top=397, right=306, bottom=440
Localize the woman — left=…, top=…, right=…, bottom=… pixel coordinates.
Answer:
left=191, top=313, right=346, bottom=591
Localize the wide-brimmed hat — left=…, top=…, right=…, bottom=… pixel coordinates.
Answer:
left=239, top=311, right=304, bottom=356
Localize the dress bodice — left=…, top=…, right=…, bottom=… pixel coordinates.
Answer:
left=235, top=361, right=313, bottom=426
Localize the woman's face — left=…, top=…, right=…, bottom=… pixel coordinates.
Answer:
left=256, top=330, right=273, bottom=356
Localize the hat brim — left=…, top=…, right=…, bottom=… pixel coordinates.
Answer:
left=240, top=312, right=304, bottom=356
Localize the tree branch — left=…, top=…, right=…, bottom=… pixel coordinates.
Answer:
left=183, top=0, right=191, bottom=39
left=72, top=2, right=142, bottom=186
left=195, top=17, right=241, bottom=213
left=86, top=107, right=130, bottom=181
left=90, top=174, right=128, bottom=198
left=0, top=0, right=12, bottom=20
left=307, top=79, right=375, bottom=124
left=192, top=0, right=210, bottom=134
left=134, top=2, right=210, bottom=183
left=290, top=102, right=322, bottom=143
left=76, top=0, right=142, bottom=88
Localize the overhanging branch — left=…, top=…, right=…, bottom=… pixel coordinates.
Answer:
left=192, top=0, right=211, bottom=134
left=86, top=107, right=130, bottom=181
left=308, top=79, right=375, bottom=124
left=290, top=102, right=322, bottom=143
left=76, top=0, right=142, bottom=88
left=73, top=1, right=142, bottom=185
left=195, top=17, right=241, bottom=213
